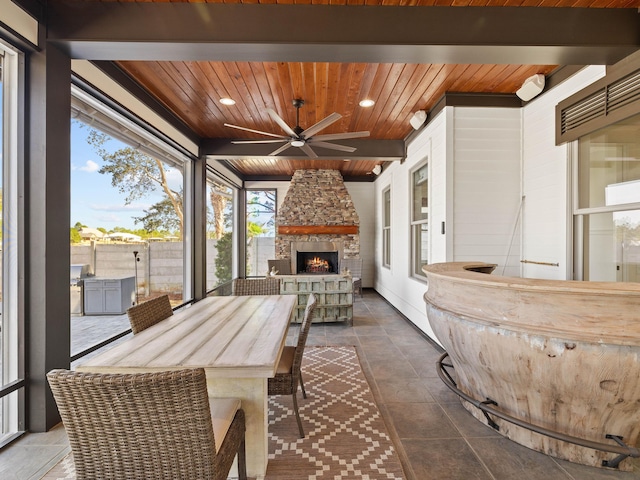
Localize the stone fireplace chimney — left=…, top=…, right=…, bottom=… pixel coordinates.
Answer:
left=276, top=170, right=359, bottom=265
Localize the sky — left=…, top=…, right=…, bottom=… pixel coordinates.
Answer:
left=71, top=120, right=183, bottom=232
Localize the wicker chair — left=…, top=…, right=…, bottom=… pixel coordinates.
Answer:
left=232, top=277, right=280, bottom=296
left=267, top=259, right=292, bottom=275
left=342, top=257, right=363, bottom=298
left=126, top=294, right=173, bottom=334
left=268, top=293, right=318, bottom=438
left=47, top=368, right=247, bottom=480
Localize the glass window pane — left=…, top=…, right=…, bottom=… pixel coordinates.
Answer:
left=384, top=188, right=391, bottom=227
left=582, top=210, right=640, bottom=283
left=246, top=190, right=276, bottom=277
left=206, top=180, right=234, bottom=292
left=0, top=44, right=24, bottom=442
left=413, top=224, right=429, bottom=277
left=578, top=113, right=640, bottom=209
left=70, top=119, right=185, bottom=355
left=412, top=165, right=428, bottom=221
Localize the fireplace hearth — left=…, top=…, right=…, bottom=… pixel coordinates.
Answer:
left=290, top=240, right=344, bottom=275
left=297, top=251, right=339, bottom=274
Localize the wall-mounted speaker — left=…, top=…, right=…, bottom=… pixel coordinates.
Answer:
left=516, top=74, right=545, bottom=102
left=410, top=110, right=427, bottom=130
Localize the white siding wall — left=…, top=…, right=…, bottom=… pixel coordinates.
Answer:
left=452, top=107, right=522, bottom=276
left=374, top=111, right=449, bottom=341
left=521, top=66, right=606, bottom=280
left=345, top=182, right=375, bottom=288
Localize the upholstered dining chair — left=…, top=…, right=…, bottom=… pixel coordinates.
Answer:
left=267, top=259, right=292, bottom=275
left=47, top=368, right=247, bottom=480
left=232, top=277, right=280, bottom=296
left=268, top=293, right=318, bottom=438
left=341, top=257, right=363, bottom=298
left=126, top=294, right=173, bottom=334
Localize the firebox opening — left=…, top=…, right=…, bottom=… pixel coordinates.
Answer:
left=296, top=251, right=339, bottom=274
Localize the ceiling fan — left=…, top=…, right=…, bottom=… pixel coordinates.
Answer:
left=224, top=99, right=370, bottom=158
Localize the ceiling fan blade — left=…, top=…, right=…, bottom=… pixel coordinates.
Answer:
left=231, top=139, right=288, bottom=144
left=310, top=131, right=370, bottom=142
left=301, top=112, right=342, bottom=139
left=307, top=141, right=357, bottom=153
left=269, top=142, right=293, bottom=156
left=267, top=109, right=297, bottom=138
left=224, top=123, right=289, bottom=140
left=300, top=143, right=318, bottom=158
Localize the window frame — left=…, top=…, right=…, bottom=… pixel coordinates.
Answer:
left=572, top=114, right=640, bottom=282
left=410, top=158, right=429, bottom=281
left=382, top=186, right=391, bottom=269
left=0, top=40, right=26, bottom=447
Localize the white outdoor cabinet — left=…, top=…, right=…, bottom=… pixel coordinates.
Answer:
left=83, top=276, right=136, bottom=315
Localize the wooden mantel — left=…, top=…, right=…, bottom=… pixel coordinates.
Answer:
left=278, top=225, right=358, bottom=235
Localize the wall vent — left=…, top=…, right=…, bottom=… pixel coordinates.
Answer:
left=556, top=63, right=640, bottom=145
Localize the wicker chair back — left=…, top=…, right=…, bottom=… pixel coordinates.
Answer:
left=232, top=277, right=280, bottom=296
left=46, top=368, right=247, bottom=480
left=126, top=294, right=173, bottom=334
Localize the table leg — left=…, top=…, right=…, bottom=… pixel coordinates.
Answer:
left=206, top=375, right=268, bottom=480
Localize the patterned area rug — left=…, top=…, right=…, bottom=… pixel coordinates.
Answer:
left=41, top=346, right=405, bottom=480
left=266, top=346, right=405, bottom=479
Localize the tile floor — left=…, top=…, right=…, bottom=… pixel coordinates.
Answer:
left=1, top=290, right=638, bottom=480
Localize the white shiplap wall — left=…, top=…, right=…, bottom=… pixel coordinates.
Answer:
left=521, top=65, right=606, bottom=280
left=345, top=182, right=375, bottom=288
left=452, top=107, right=522, bottom=276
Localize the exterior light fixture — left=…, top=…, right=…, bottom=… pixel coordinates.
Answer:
left=220, top=97, right=236, bottom=105
left=372, top=165, right=382, bottom=175
left=359, top=99, right=375, bottom=107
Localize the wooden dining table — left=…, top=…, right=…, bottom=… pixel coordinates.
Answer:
left=76, top=294, right=297, bottom=479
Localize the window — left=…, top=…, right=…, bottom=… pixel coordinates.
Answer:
left=206, top=175, right=234, bottom=291
left=575, top=113, right=640, bottom=282
left=0, top=41, right=25, bottom=446
left=246, top=189, right=276, bottom=277
left=411, top=161, right=429, bottom=278
left=70, top=87, right=191, bottom=358
left=382, top=187, right=391, bottom=268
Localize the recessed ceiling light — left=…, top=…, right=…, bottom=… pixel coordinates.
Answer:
left=359, top=99, right=375, bottom=108
left=220, top=98, right=236, bottom=106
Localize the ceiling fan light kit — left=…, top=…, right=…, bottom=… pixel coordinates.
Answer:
left=225, top=98, right=370, bottom=158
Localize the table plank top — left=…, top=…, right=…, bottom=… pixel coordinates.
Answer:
left=77, top=295, right=296, bottom=378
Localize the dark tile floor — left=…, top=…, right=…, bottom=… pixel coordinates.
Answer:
left=1, top=290, right=638, bottom=479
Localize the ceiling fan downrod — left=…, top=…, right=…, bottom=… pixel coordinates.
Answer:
left=291, top=98, right=305, bottom=145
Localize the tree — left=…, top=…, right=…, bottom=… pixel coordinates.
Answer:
left=214, top=231, right=233, bottom=286
left=85, top=127, right=184, bottom=237
left=134, top=194, right=182, bottom=234
left=209, top=186, right=229, bottom=240
left=70, top=228, right=81, bottom=243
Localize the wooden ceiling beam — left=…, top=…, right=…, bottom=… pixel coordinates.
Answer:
left=48, top=3, right=639, bottom=65
left=201, top=138, right=405, bottom=162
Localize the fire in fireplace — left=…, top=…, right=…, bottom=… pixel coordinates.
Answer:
left=297, top=251, right=339, bottom=274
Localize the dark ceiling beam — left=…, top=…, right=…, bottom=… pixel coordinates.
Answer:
left=202, top=139, right=405, bottom=162
left=47, top=3, right=639, bottom=65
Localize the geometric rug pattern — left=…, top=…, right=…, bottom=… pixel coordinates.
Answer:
left=265, top=346, right=406, bottom=480
left=41, top=346, right=405, bottom=480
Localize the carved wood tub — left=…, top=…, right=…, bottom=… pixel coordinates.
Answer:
left=423, top=262, right=640, bottom=471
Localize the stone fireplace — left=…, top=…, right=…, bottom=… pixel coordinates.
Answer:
left=276, top=170, right=359, bottom=267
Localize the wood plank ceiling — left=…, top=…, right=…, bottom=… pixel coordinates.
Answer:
left=109, top=0, right=638, bottom=180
